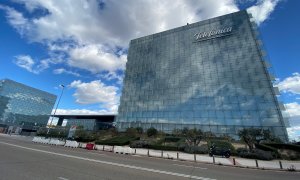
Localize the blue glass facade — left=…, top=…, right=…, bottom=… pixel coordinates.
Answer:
left=0, top=79, right=56, bottom=129
left=116, top=10, right=288, bottom=140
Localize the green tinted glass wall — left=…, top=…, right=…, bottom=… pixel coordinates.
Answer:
left=116, top=10, right=288, bottom=141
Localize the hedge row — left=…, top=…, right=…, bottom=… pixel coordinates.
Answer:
left=95, top=136, right=139, bottom=146
left=207, top=140, right=236, bottom=154
left=264, top=143, right=300, bottom=152
left=148, top=144, right=179, bottom=151
left=255, top=143, right=280, bottom=159
left=238, top=149, right=274, bottom=160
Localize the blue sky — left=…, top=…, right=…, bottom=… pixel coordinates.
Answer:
left=0, top=0, right=299, bottom=141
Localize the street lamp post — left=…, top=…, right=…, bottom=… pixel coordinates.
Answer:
left=47, top=84, right=65, bottom=134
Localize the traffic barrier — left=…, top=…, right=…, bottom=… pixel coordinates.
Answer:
left=95, top=145, right=104, bottom=150
left=162, top=151, right=177, bottom=159
left=32, top=137, right=42, bottom=143
left=64, top=140, right=79, bottom=148
left=178, top=152, right=194, bottom=161
left=135, top=148, right=148, bottom=155
left=49, top=139, right=65, bottom=146
left=86, top=143, right=95, bottom=150
left=149, top=149, right=161, bottom=157
left=196, top=155, right=213, bottom=163
left=214, top=157, right=232, bottom=165
left=79, top=143, right=87, bottom=148
left=114, top=146, right=134, bottom=154
left=103, top=145, right=114, bottom=152
left=41, top=138, right=51, bottom=144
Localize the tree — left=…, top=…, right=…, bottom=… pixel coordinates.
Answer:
left=135, top=127, right=144, bottom=135
left=238, top=128, right=275, bottom=151
left=184, top=128, right=204, bottom=146
left=182, top=127, right=189, bottom=135
left=74, top=126, right=96, bottom=142
left=147, top=127, right=158, bottom=137
left=125, top=127, right=138, bottom=138
left=172, top=129, right=182, bottom=137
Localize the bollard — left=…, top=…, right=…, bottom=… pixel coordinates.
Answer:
left=112, top=146, right=115, bottom=152
left=213, top=156, right=215, bottom=164
left=135, top=149, right=136, bottom=154
left=279, top=161, right=283, bottom=169
left=103, top=145, right=105, bottom=151
left=161, top=150, right=163, bottom=158
left=233, top=158, right=236, bottom=165
left=255, top=159, right=258, bottom=168
left=147, top=149, right=150, bottom=156
left=177, top=152, right=179, bottom=159
left=194, top=154, right=196, bottom=162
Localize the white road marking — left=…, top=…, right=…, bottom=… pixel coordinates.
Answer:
left=173, top=164, right=208, bottom=170
left=58, top=177, right=69, bottom=180
left=0, top=141, right=216, bottom=180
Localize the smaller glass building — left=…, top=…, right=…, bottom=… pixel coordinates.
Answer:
left=56, top=115, right=115, bottom=131
left=0, top=79, right=56, bottom=133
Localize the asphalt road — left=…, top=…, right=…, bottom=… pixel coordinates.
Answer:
left=0, top=135, right=298, bottom=180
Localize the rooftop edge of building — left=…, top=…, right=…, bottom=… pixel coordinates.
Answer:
left=0, top=78, right=57, bottom=98
left=130, top=10, right=249, bottom=44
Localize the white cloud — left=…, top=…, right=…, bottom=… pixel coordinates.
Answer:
left=53, top=68, right=80, bottom=77
left=14, top=55, right=49, bottom=74
left=68, top=44, right=127, bottom=73
left=52, top=108, right=115, bottom=115
left=287, top=126, right=300, bottom=142
left=284, top=102, right=300, bottom=127
left=277, top=72, right=300, bottom=95
left=14, top=54, right=62, bottom=74
left=285, top=102, right=300, bottom=117
left=2, top=1, right=281, bottom=75
left=0, top=5, right=30, bottom=36
left=14, top=55, right=35, bottom=72
left=283, top=102, right=300, bottom=141
left=7, top=0, right=239, bottom=46
left=98, top=71, right=124, bottom=85
left=69, top=80, right=119, bottom=113
left=247, top=0, right=281, bottom=25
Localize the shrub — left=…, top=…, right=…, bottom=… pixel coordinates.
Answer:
left=236, top=147, right=248, bottom=154
left=147, top=127, right=158, bottom=137
left=75, top=134, right=96, bottom=142
left=36, top=129, right=47, bottom=137
left=164, top=136, right=181, bottom=143
left=255, top=143, right=280, bottom=158
left=177, top=143, right=187, bottom=151
left=238, top=149, right=274, bottom=160
left=264, top=143, right=300, bottom=152
left=184, top=144, right=208, bottom=154
left=125, top=127, right=138, bottom=138
left=207, top=140, right=236, bottom=154
left=130, top=140, right=150, bottom=148
left=136, top=127, right=143, bottom=134
left=148, top=144, right=178, bottom=151
left=95, top=136, right=139, bottom=146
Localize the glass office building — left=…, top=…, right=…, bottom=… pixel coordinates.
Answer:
left=116, top=10, right=288, bottom=140
left=0, top=79, right=56, bottom=132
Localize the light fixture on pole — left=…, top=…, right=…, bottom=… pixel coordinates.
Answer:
left=47, top=84, right=65, bottom=134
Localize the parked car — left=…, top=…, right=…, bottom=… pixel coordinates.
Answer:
left=209, top=144, right=231, bottom=158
